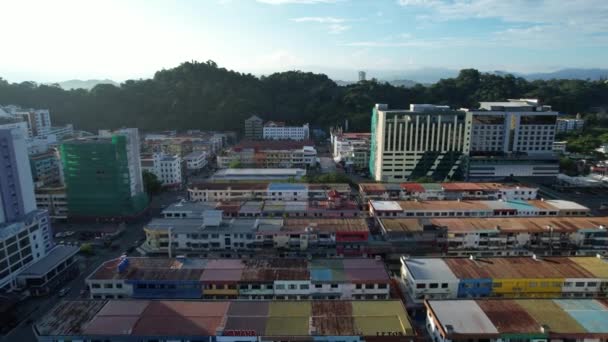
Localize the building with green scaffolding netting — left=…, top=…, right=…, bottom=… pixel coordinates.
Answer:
left=60, top=129, right=148, bottom=219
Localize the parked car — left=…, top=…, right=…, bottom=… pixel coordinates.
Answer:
left=58, top=287, right=70, bottom=297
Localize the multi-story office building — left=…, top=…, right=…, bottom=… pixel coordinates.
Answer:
left=188, top=182, right=351, bottom=202
left=556, top=117, right=585, bottom=133
left=218, top=140, right=317, bottom=169
left=140, top=217, right=370, bottom=257
left=29, top=148, right=63, bottom=186
left=244, top=114, right=264, bottom=139
left=86, top=256, right=390, bottom=300
left=263, top=121, right=310, bottom=141
left=0, top=128, right=76, bottom=292
left=359, top=182, right=538, bottom=201
left=184, top=151, right=208, bottom=171
left=331, top=129, right=371, bottom=171
left=369, top=199, right=590, bottom=218
left=425, top=298, right=608, bottom=342
left=61, top=129, right=148, bottom=218
left=35, top=299, right=415, bottom=341
left=370, top=104, right=471, bottom=182
left=400, top=256, right=608, bottom=304
left=467, top=99, right=559, bottom=179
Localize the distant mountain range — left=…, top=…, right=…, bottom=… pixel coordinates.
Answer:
left=53, top=79, right=119, bottom=90
left=52, top=68, right=608, bottom=91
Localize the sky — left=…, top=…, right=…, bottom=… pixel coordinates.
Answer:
left=1, top=0, right=607, bottom=82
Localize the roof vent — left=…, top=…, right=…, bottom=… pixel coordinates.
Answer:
left=600, top=225, right=606, bottom=230
left=532, top=254, right=539, bottom=261
left=540, top=324, right=550, bottom=333
left=469, top=255, right=475, bottom=260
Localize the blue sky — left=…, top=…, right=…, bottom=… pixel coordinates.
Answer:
left=1, top=0, right=607, bottom=82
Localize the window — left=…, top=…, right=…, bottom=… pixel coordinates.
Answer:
left=116, top=283, right=123, bottom=289
left=315, top=284, right=322, bottom=289
left=587, top=282, right=598, bottom=287
left=416, top=283, right=426, bottom=289
left=104, top=283, right=113, bottom=289
left=355, top=284, right=362, bottom=289
left=275, top=284, right=285, bottom=290
left=288, top=284, right=297, bottom=290
left=92, top=283, right=101, bottom=289
left=330, top=284, right=338, bottom=289
left=429, top=283, right=438, bottom=289
left=575, top=282, right=585, bottom=287
left=365, top=284, right=374, bottom=289
left=300, top=284, right=309, bottom=290
left=441, top=283, right=448, bottom=289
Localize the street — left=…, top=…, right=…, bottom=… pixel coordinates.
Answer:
left=1, top=191, right=184, bottom=342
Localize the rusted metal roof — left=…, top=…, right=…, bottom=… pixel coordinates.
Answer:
left=476, top=300, right=539, bottom=333
left=430, top=217, right=608, bottom=233
left=36, top=300, right=107, bottom=336
left=380, top=218, right=425, bottom=232
left=282, top=218, right=369, bottom=232
left=443, top=257, right=595, bottom=279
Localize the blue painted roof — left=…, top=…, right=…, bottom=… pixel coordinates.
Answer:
left=268, top=183, right=307, bottom=191
left=310, top=269, right=333, bottom=282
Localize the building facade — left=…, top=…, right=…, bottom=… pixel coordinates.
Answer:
left=556, top=117, right=585, bottom=133
left=331, top=130, right=371, bottom=171
left=359, top=182, right=538, bottom=201
left=370, top=104, right=471, bottom=182
left=61, top=131, right=148, bottom=218
left=244, top=115, right=264, bottom=139
left=184, top=151, right=208, bottom=171
left=0, top=128, right=54, bottom=291
left=263, top=121, right=310, bottom=141
left=218, top=140, right=317, bottom=169
left=29, top=149, right=63, bottom=187
left=467, top=99, right=559, bottom=179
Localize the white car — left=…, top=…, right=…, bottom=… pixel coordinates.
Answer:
left=54, top=232, right=65, bottom=238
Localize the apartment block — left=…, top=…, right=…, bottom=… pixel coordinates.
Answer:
left=217, top=140, right=317, bottom=169
left=425, top=298, right=608, bottom=342
left=35, top=186, right=68, bottom=220
left=369, top=199, right=589, bottom=218
left=184, top=151, right=208, bottom=171
left=401, top=256, right=608, bottom=304
left=141, top=152, right=182, bottom=187
left=370, top=104, right=471, bottom=182
left=359, top=182, right=538, bottom=201
left=35, top=299, right=414, bottom=341
left=263, top=121, right=310, bottom=141
left=29, top=148, right=63, bottom=186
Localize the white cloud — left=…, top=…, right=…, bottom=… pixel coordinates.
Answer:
left=292, top=16, right=353, bottom=34
left=291, top=16, right=346, bottom=23
left=257, top=0, right=343, bottom=4
left=328, top=23, right=350, bottom=34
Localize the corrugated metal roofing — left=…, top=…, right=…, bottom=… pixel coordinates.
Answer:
left=344, top=268, right=390, bottom=283
left=400, top=183, right=426, bottom=193
left=515, top=299, right=586, bottom=333
left=427, top=300, right=499, bottom=334
left=269, top=301, right=312, bottom=317
left=200, top=269, right=244, bottom=282
left=442, top=257, right=595, bottom=279
left=97, top=300, right=150, bottom=316
left=265, top=317, right=309, bottom=336
left=476, top=300, right=539, bottom=333
left=405, top=258, right=459, bottom=281
left=430, top=217, right=608, bottom=233
left=569, top=257, right=608, bottom=278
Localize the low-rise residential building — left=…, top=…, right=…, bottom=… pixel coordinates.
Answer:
left=35, top=299, right=414, bottom=341
left=140, top=217, right=370, bottom=257
left=359, top=182, right=538, bottom=201
left=188, top=182, right=351, bottom=202
left=184, top=151, right=208, bottom=171
left=556, top=117, right=585, bottom=133
left=331, top=129, right=371, bottom=171
left=401, top=256, right=608, bottom=304
left=263, top=121, right=309, bottom=141
left=86, top=257, right=390, bottom=300
left=210, top=168, right=307, bottom=181
left=369, top=199, right=589, bottom=218
left=425, top=298, right=608, bottom=342
left=217, top=140, right=317, bottom=169
left=244, top=114, right=264, bottom=139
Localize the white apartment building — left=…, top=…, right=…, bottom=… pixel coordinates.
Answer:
left=141, top=152, right=183, bottom=187
left=331, top=130, right=371, bottom=171
left=370, top=104, right=471, bottom=182
left=183, top=151, right=208, bottom=171
left=0, top=128, right=53, bottom=291
left=556, top=118, right=585, bottom=133
left=263, top=121, right=310, bottom=141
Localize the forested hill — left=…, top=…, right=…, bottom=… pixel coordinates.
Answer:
left=1, top=60, right=607, bottom=133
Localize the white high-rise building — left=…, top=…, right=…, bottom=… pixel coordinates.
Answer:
left=0, top=128, right=53, bottom=291
left=140, top=152, right=183, bottom=187
left=370, top=104, right=471, bottom=182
